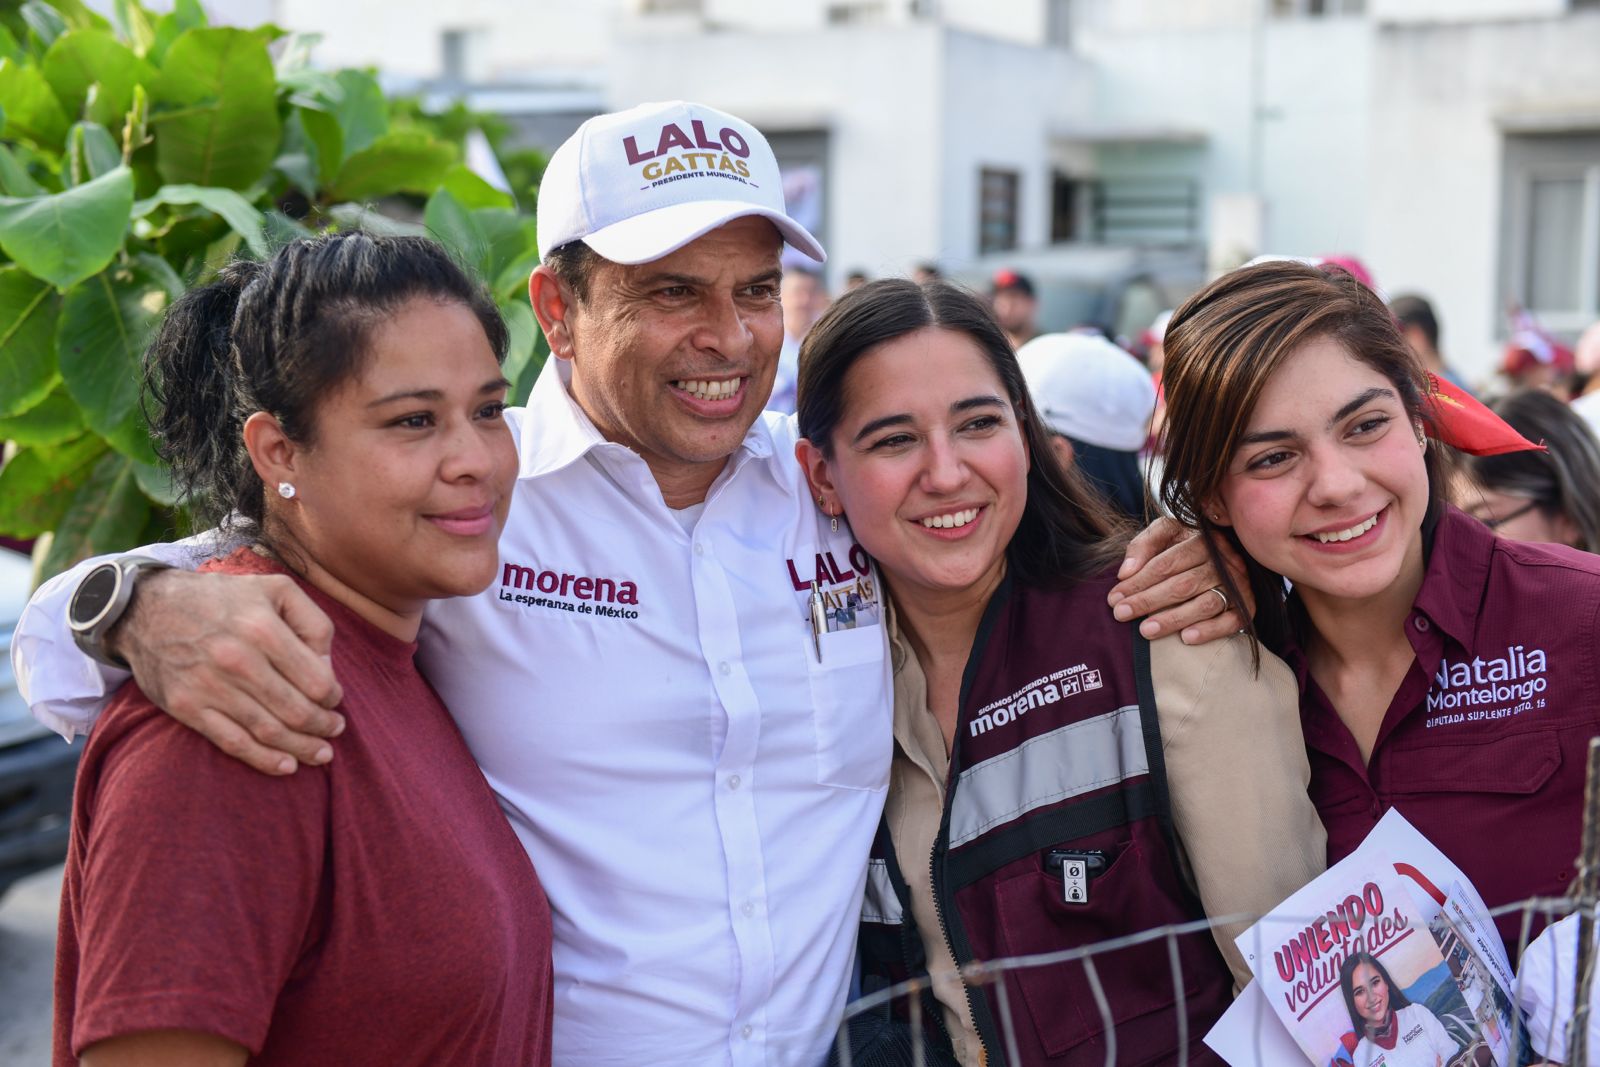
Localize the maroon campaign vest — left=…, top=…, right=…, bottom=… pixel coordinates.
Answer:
left=855, top=574, right=1233, bottom=1067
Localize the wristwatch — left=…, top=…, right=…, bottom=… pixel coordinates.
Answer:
left=68, top=556, right=173, bottom=668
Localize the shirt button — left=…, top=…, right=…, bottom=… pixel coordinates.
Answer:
left=719, top=661, right=732, bottom=676
left=694, top=542, right=705, bottom=556
left=741, top=1025, right=753, bottom=1039
left=728, top=774, right=742, bottom=790
left=742, top=901, right=755, bottom=917
left=1413, top=615, right=1431, bottom=632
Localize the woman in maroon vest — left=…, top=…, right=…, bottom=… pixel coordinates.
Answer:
left=794, top=279, right=1325, bottom=1066
left=1157, top=258, right=1600, bottom=961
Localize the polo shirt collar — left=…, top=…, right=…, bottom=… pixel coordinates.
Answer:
left=516, top=359, right=775, bottom=482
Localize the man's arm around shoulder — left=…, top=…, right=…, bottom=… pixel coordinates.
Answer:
left=14, top=535, right=345, bottom=774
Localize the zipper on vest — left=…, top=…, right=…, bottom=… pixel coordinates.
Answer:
left=929, top=842, right=991, bottom=1065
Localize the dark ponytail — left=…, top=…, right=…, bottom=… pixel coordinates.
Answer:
left=141, top=232, right=508, bottom=533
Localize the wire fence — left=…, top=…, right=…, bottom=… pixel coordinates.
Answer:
left=824, top=741, right=1600, bottom=1067
left=824, top=897, right=1595, bottom=1066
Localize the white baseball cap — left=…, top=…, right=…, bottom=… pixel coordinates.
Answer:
left=1017, top=333, right=1157, bottom=452
left=536, top=100, right=826, bottom=266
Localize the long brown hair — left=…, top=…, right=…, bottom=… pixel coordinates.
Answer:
left=797, top=278, right=1127, bottom=589
left=1157, top=260, right=1448, bottom=654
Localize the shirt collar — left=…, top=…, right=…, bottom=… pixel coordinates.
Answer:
left=1410, top=505, right=1494, bottom=647
left=515, top=359, right=775, bottom=482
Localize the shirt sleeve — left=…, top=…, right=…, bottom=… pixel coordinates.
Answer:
left=1413, top=1005, right=1455, bottom=1060
left=1150, top=632, right=1328, bottom=991
left=12, top=535, right=220, bottom=740
left=69, top=691, right=329, bottom=1055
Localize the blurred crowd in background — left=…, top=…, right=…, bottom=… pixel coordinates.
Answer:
left=773, top=258, right=1600, bottom=558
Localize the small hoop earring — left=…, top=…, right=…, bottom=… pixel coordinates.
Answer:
left=277, top=482, right=296, bottom=500
left=832, top=513, right=839, bottom=534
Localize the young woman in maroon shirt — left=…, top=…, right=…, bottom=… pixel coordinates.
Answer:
left=54, top=234, right=553, bottom=1065
left=1157, top=259, right=1600, bottom=957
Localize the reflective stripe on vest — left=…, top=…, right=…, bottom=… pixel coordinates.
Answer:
left=862, top=857, right=904, bottom=925
left=947, top=703, right=1147, bottom=849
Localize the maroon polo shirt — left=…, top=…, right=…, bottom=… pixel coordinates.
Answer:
left=1285, top=505, right=1600, bottom=960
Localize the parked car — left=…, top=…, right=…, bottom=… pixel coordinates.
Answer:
left=0, top=547, right=81, bottom=902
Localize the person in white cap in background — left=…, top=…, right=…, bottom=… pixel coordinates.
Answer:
left=15, top=100, right=1242, bottom=1066
left=1018, top=332, right=1159, bottom=522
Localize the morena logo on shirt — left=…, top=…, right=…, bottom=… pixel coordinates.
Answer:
left=497, top=560, right=640, bottom=620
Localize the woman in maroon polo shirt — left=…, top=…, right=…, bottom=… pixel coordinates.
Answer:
left=54, top=234, right=553, bottom=1065
left=1158, top=258, right=1600, bottom=958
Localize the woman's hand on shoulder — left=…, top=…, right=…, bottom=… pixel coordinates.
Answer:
left=1107, top=516, right=1254, bottom=645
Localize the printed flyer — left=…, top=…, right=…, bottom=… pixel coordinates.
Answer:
left=1208, top=810, right=1520, bottom=1067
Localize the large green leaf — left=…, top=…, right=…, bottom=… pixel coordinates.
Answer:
left=424, top=186, right=487, bottom=276
left=150, top=28, right=280, bottom=190
left=56, top=258, right=175, bottom=463
left=39, top=447, right=151, bottom=574
left=45, top=0, right=115, bottom=34
left=41, top=29, right=155, bottom=130
left=0, top=142, right=45, bottom=196
left=68, top=121, right=122, bottom=183
left=149, top=0, right=205, bottom=65
left=0, top=384, right=84, bottom=446
left=0, top=266, right=61, bottom=417
left=0, top=57, right=69, bottom=149
left=20, top=2, right=68, bottom=52
left=0, top=165, right=134, bottom=289
left=441, top=163, right=513, bottom=210
left=328, top=130, right=456, bottom=203
left=499, top=299, right=539, bottom=393
left=111, top=0, right=156, bottom=57
left=133, top=183, right=267, bottom=257
left=0, top=433, right=106, bottom=537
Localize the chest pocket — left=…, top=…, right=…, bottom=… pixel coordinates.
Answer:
left=806, top=624, right=892, bottom=791
left=1382, top=729, right=1561, bottom=797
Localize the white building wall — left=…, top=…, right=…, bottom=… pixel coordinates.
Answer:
left=273, top=0, right=623, bottom=79
left=935, top=29, right=1089, bottom=262
left=608, top=24, right=948, bottom=285
left=1370, top=0, right=1565, bottom=24
left=1068, top=8, right=1372, bottom=261
left=1367, top=13, right=1600, bottom=382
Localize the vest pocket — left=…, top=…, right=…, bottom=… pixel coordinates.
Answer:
left=989, top=839, right=1218, bottom=1063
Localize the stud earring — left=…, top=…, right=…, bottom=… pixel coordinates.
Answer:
left=277, top=482, right=296, bottom=499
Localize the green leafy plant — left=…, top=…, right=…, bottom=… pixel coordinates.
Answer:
left=0, top=0, right=547, bottom=578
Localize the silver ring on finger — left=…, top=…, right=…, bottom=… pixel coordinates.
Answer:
left=1207, top=586, right=1229, bottom=615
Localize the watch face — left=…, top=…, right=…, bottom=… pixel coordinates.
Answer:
left=70, top=564, right=121, bottom=628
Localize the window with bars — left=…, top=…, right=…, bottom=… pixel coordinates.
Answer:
left=1501, top=133, right=1600, bottom=332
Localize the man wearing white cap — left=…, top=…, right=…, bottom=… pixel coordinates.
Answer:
left=1018, top=332, right=1158, bottom=521
left=16, top=101, right=1237, bottom=1065
left=19, top=101, right=881, bottom=1067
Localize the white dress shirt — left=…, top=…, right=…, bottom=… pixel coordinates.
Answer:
left=15, top=360, right=893, bottom=1067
